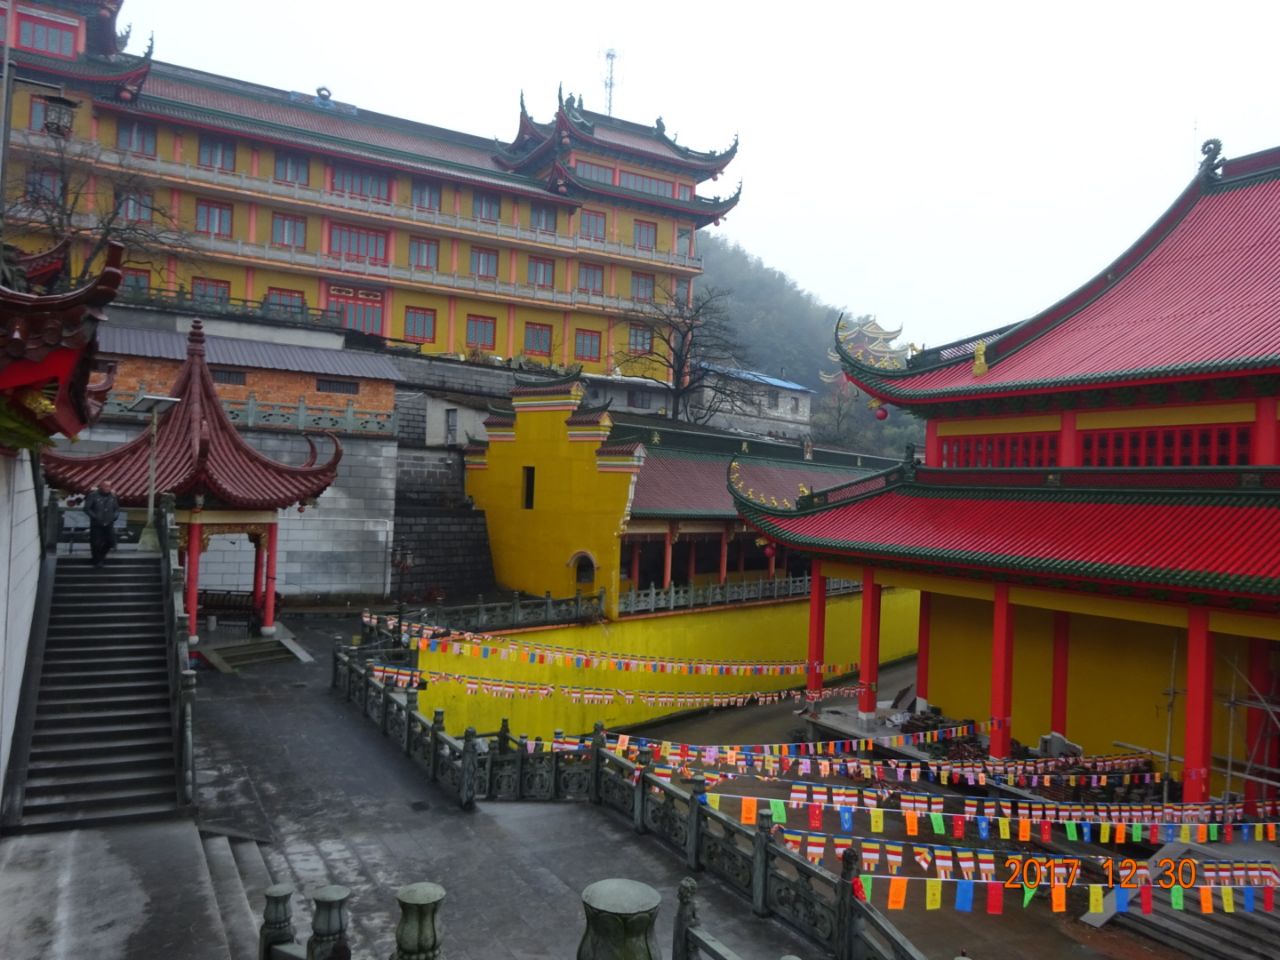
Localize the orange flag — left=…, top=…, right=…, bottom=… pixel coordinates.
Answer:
left=887, top=877, right=908, bottom=910
left=741, top=797, right=758, bottom=825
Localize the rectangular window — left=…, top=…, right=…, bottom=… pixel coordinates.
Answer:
left=121, top=268, right=150, bottom=294
left=116, top=120, right=157, bottom=156
left=117, top=190, right=153, bottom=223
left=522, top=466, right=535, bottom=510
left=577, top=262, right=604, bottom=294
left=192, top=277, right=231, bottom=304
left=271, top=212, right=306, bottom=248
left=327, top=284, right=384, bottom=334
left=678, top=184, right=692, bottom=201
left=24, top=168, right=61, bottom=202
left=329, top=223, right=388, bottom=263
left=579, top=210, right=607, bottom=241
left=939, top=432, right=1061, bottom=469
left=274, top=152, right=310, bottom=186
left=411, top=179, right=442, bottom=211
left=470, top=246, right=498, bottom=279
left=619, top=170, right=674, bottom=197
left=633, top=220, right=657, bottom=250
left=263, top=287, right=306, bottom=314
left=790, top=396, right=800, bottom=415
left=16, top=14, right=75, bottom=59
left=524, top=322, right=552, bottom=356
left=676, top=277, right=690, bottom=303
left=527, top=257, right=555, bottom=289
left=1077, top=424, right=1253, bottom=468
left=530, top=203, right=557, bottom=233
left=627, top=324, right=653, bottom=354
left=330, top=164, right=391, bottom=201
left=408, top=237, right=439, bottom=270
left=198, top=136, right=236, bottom=171
left=574, top=160, right=613, bottom=184
left=631, top=272, right=655, bottom=302
left=677, top=227, right=692, bottom=254
left=472, top=191, right=501, bottom=221
left=766, top=390, right=779, bottom=410
left=626, top=389, right=652, bottom=410
left=466, top=315, right=496, bottom=350
left=316, top=378, right=360, bottom=395
left=29, top=98, right=46, bottom=132
left=195, top=199, right=233, bottom=237
left=574, top=329, right=602, bottom=362
left=404, top=306, right=436, bottom=342
left=445, top=408, right=458, bottom=444
left=210, top=368, right=247, bottom=386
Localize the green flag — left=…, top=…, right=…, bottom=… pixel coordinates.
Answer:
left=929, top=813, right=945, bottom=835
left=860, top=874, right=874, bottom=901
left=1022, top=883, right=1037, bottom=908
left=1065, top=821, right=1078, bottom=841
left=1208, top=823, right=1219, bottom=841
left=769, top=799, right=787, bottom=824
left=1170, top=886, right=1184, bottom=910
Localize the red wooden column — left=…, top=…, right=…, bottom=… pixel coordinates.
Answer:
left=630, top=540, right=641, bottom=586
left=662, top=527, right=673, bottom=589
left=718, top=527, right=729, bottom=585
left=1059, top=412, right=1079, bottom=468
left=858, top=567, right=881, bottom=719
left=185, top=522, right=202, bottom=642
left=251, top=535, right=265, bottom=610
left=1244, top=637, right=1272, bottom=806
left=261, top=522, right=280, bottom=636
left=1183, top=609, right=1213, bottom=803
left=807, top=559, right=827, bottom=702
left=990, top=584, right=1014, bottom=759
left=766, top=547, right=776, bottom=579
left=1051, top=612, right=1071, bottom=736
left=1253, top=397, right=1277, bottom=465
left=916, top=591, right=931, bottom=708
left=924, top=420, right=940, bottom=466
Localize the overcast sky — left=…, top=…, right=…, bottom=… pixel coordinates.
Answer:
left=120, top=0, right=1280, bottom=349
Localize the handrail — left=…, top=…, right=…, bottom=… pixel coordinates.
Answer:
left=618, top=574, right=860, bottom=616
left=156, top=495, right=195, bottom=809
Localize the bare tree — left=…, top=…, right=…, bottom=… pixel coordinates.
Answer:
left=613, top=284, right=758, bottom=423
left=6, top=131, right=202, bottom=287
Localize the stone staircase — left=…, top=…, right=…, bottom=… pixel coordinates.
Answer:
left=201, top=831, right=287, bottom=960
left=17, top=554, right=180, bottom=829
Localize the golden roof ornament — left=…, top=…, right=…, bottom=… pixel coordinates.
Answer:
left=972, top=341, right=989, bottom=377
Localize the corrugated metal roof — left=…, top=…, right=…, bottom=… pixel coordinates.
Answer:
left=704, top=365, right=813, bottom=393
left=99, top=326, right=401, bottom=381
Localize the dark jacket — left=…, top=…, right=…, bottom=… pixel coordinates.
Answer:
left=84, top=488, right=120, bottom=527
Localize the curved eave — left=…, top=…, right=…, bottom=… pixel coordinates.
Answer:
left=14, top=50, right=150, bottom=89
left=551, top=163, right=740, bottom=226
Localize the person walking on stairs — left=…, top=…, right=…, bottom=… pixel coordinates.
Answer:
left=84, top=480, right=119, bottom=566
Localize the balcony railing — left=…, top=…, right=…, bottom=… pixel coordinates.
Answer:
left=617, top=573, right=859, bottom=615
left=115, top=285, right=346, bottom=329
left=14, top=130, right=704, bottom=270
left=103, top=388, right=398, bottom=436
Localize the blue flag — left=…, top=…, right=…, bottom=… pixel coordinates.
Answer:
left=956, top=880, right=974, bottom=912
left=839, top=807, right=854, bottom=833
left=1081, top=822, right=1092, bottom=843
left=1115, top=887, right=1129, bottom=913
left=977, top=817, right=990, bottom=839
left=1243, top=887, right=1256, bottom=912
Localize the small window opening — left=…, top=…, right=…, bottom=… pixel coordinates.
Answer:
left=522, top=466, right=535, bottom=510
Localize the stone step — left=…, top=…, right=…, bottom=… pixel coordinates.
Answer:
left=40, top=668, right=169, bottom=686
left=26, top=748, right=174, bottom=777
left=44, top=643, right=168, bottom=658
left=28, top=734, right=173, bottom=760
left=49, top=607, right=164, bottom=620
left=32, top=720, right=171, bottom=744
left=230, top=838, right=275, bottom=916
left=41, top=655, right=168, bottom=672
left=22, top=784, right=178, bottom=816
left=16, top=800, right=180, bottom=832
left=38, top=680, right=170, bottom=698
left=35, top=705, right=170, bottom=728
left=45, top=630, right=168, bottom=643
left=202, top=834, right=260, bottom=960
left=38, top=691, right=169, bottom=713
left=24, top=766, right=175, bottom=796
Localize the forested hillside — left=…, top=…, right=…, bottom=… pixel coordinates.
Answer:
left=699, top=235, right=923, bottom=459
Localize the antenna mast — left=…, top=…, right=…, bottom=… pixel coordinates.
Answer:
left=604, top=49, right=617, bottom=117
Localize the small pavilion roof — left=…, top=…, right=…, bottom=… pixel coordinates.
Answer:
left=733, top=461, right=1280, bottom=608
left=43, top=320, right=341, bottom=509
left=840, top=141, right=1280, bottom=408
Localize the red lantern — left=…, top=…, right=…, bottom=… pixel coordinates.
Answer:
left=763, top=544, right=776, bottom=558
left=875, top=407, right=888, bottom=421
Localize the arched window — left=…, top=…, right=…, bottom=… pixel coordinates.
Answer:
left=573, top=554, right=595, bottom=585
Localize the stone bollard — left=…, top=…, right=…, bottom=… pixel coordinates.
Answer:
left=838, top=845, right=869, bottom=960
left=258, top=883, right=296, bottom=960
left=633, top=747, right=653, bottom=834
left=577, top=879, right=661, bottom=960
left=391, top=882, right=446, bottom=960
left=428, top=709, right=445, bottom=782
left=305, top=885, right=350, bottom=960
left=672, top=877, right=698, bottom=960
left=751, top=809, right=774, bottom=918
left=685, top=773, right=706, bottom=870
left=460, top=727, right=478, bottom=810
left=498, top=717, right=511, bottom=754
left=402, top=687, right=419, bottom=755
left=588, top=721, right=606, bottom=806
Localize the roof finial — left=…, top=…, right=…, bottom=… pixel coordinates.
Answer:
left=519, top=90, right=527, bottom=117
left=971, top=340, right=988, bottom=377
left=1199, top=138, right=1223, bottom=180
left=187, top=318, right=206, bottom=356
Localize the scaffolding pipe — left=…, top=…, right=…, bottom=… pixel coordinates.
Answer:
left=1113, top=741, right=1280, bottom=790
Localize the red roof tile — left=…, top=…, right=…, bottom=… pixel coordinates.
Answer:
left=44, top=320, right=341, bottom=509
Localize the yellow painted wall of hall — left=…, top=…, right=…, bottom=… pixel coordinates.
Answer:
left=927, top=594, right=1267, bottom=792
left=418, top=588, right=919, bottom=738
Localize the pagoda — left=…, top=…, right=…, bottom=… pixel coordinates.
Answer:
left=43, top=319, right=342, bottom=639
left=733, top=139, right=1280, bottom=805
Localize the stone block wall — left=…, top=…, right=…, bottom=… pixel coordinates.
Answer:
left=395, top=449, right=463, bottom=507
left=392, top=504, right=496, bottom=602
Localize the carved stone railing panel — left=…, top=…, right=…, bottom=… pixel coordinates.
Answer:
left=488, top=754, right=521, bottom=800
left=556, top=752, right=593, bottom=800
left=520, top=751, right=556, bottom=800
left=765, top=858, right=839, bottom=951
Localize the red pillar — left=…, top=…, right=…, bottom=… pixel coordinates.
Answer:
left=718, top=528, right=729, bottom=585
left=185, top=522, right=202, bottom=641
left=1059, top=411, right=1079, bottom=468
left=262, top=523, right=280, bottom=634
left=662, top=527, right=672, bottom=589
left=767, top=548, right=776, bottom=579
left=807, top=559, right=827, bottom=702
left=990, top=584, right=1014, bottom=759
left=924, top=419, right=940, bottom=466
left=1253, top=397, right=1277, bottom=466
left=687, top=537, right=697, bottom=585
left=1183, top=608, right=1213, bottom=803
left=251, top=536, right=265, bottom=609
left=630, top=540, right=641, bottom=586
left=916, top=591, right=931, bottom=706
left=1051, top=611, right=1070, bottom=736
left=858, top=567, right=881, bottom=719
left=1244, top=637, right=1272, bottom=806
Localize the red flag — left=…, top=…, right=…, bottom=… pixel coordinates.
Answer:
left=952, top=815, right=966, bottom=838
left=1140, top=884, right=1153, bottom=915
left=1264, top=886, right=1275, bottom=913
left=986, top=881, right=1004, bottom=915
left=1040, top=820, right=1052, bottom=842
left=808, top=803, right=823, bottom=830
left=852, top=877, right=868, bottom=902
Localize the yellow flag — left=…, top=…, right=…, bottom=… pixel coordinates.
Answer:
left=870, top=809, right=885, bottom=833
left=1180, top=824, right=1192, bottom=843
left=1099, top=822, right=1111, bottom=844
left=707, top=794, right=721, bottom=811
left=1088, top=885, right=1104, bottom=914
left=998, top=818, right=1011, bottom=840
left=925, top=879, right=942, bottom=910
left=1221, top=886, right=1234, bottom=913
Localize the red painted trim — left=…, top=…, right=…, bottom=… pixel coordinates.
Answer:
left=246, top=204, right=257, bottom=245
left=807, top=559, right=827, bottom=699
left=859, top=567, right=880, bottom=716
left=244, top=266, right=255, bottom=301
left=916, top=591, right=931, bottom=700
left=447, top=297, right=457, bottom=352
left=630, top=540, right=641, bottom=585
left=186, top=522, right=202, bottom=639
left=662, top=526, right=673, bottom=589
left=506, top=305, right=515, bottom=358
left=1059, top=411, right=1079, bottom=468
left=1254, top=397, right=1278, bottom=465
left=1183, top=608, right=1213, bottom=803
left=718, top=527, right=729, bottom=585
left=252, top=542, right=264, bottom=609
left=990, top=583, right=1014, bottom=759
left=924, top=420, right=940, bottom=467
left=1051, top=611, right=1070, bottom=735
left=263, top=523, right=279, bottom=629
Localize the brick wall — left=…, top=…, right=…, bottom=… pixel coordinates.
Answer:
left=395, top=449, right=463, bottom=506
left=393, top=504, right=496, bottom=601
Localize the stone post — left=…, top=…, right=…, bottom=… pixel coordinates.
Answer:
left=633, top=747, right=652, bottom=834
left=428, top=709, right=445, bottom=782
left=516, top=733, right=528, bottom=799
left=837, top=845, right=869, bottom=960
left=672, top=877, right=698, bottom=960
left=305, top=885, right=350, bottom=960
left=577, top=879, right=661, bottom=960
left=459, top=726, right=478, bottom=809
left=391, top=882, right=446, bottom=960
left=589, top=721, right=605, bottom=805
left=258, top=883, right=296, bottom=960
left=498, top=718, right=511, bottom=753
left=403, top=687, right=418, bottom=755
left=685, top=774, right=706, bottom=870
left=751, top=809, right=774, bottom=918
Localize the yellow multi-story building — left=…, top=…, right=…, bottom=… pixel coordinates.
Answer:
left=2, top=1, right=739, bottom=377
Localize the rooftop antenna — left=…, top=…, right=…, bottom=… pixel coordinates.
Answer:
left=604, top=49, right=617, bottom=117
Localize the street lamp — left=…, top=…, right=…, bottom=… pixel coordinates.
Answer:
left=128, top=394, right=180, bottom=551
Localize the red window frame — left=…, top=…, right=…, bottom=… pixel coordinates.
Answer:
left=118, top=189, right=153, bottom=223
left=530, top=203, right=557, bottom=233
left=472, top=192, right=501, bottom=222
left=411, top=179, right=442, bottom=211
left=579, top=210, right=607, bottom=241
left=631, top=272, right=655, bottom=302
left=466, top=314, right=496, bottom=350
left=577, top=263, right=604, bottom=294
left=121, top=268, right=150, bottom=293
left=528, top=257, right=555, bottom=289
left=192, top=277, right=231, bottom=303
left=263, top=287, right=306, bottom=312
left=195, top=199, right=233, bottom=238
left=198, top=135, right=236, bottom=172
left=408, top=236, right=439, bottom=270
left=470, top=246, right=499, bottom=279
left=329, top=223, right=388, bottom=264
left=16, top=13, right=76, bottom=59
left=404, top=306, right=436, bottom=343
left=574, top=329, right=602, bottom=362
left=939, top=432, right=1060, bottom=468
left=524, top=322, right=553, bottom=356
left=327, top=284, right=384, bottom=334
left=329, top=164, right=391, bottom=202
left=116, top=119, right=157, bottom=157
left=633, top=220, right=657, bottom=250
left=274, top=152, right=310, bottom=186
left=575, top=160, right=613, bottom=184
left=627, top=324, right=653, bottom=354
left=1079, top=424, right=1253, bottom=467
left=271, top=212, right=306, bottom=248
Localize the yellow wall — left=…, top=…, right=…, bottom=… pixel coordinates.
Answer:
left=418, top=588, right=918, bottom=737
